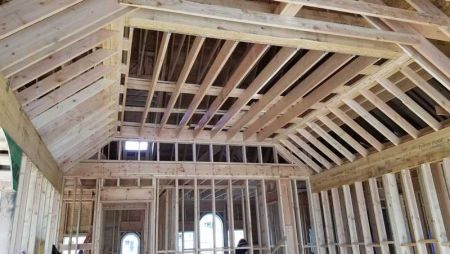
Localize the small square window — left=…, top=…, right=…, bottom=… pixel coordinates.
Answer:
left=229, top=146, right=243, bottom=163
left=196, top=144, right=211, bottom=162
left=159, top=143, right=176, bottom=161
left=178, top=144, right=194, bottom=161
left=213, top=145, right=227, bottom=162
left=261, top=147, right=275, bottom=163
left=245, top=146, right=259, bottom=163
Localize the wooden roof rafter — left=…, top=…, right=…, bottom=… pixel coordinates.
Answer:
left=273, top=54, right=450, bottom=173
left=175, top=40, right=240, bottom=135
left=139, top=32, right=171, bottom=134
left=0, top=0, right=136, bottom=172
left=121, top=0, right=420, bottom=45
left=1, top=0, right=449, bottom=175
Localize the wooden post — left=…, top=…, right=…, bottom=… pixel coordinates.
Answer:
left=342, top=185, right=360, bottom=254
left=382, top=173, right=412, bottom=254
left=320, top=190, right=336, bottom=254
left=418, top=164, right=450, bottom=253
left=330, top=188, right=348, bottom=254
left=292, top=180, right=305, bottom=254
left=354, top=182, right=374, bottom=254
left=400, top=170, right=427, bottom=254
left=367, top=178, right=390, bottom=254
left=278, top=179, right=299, bottom=253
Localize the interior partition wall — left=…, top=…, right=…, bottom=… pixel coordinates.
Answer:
left=59, top=172, right=318, bottom=254
left=7, top=156, right=61, bottom=254
left=309, top=158, right=450, bottom=254
left=60, top=157, right=450, bottom=254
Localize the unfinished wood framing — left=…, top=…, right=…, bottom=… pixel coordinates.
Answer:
left=1, top=0, right=450, bottom=253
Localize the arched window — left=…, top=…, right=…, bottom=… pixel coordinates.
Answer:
left=121, top=232, right=140, bottom=254
left=199, top=213, right=224, bottom=253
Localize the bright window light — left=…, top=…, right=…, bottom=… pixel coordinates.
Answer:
left=125, top=141, right=148, bottom=151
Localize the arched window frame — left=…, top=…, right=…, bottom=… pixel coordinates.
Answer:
left=120, top=232, right=140, bottom=254
left=199, top=212, right=224, bottom=252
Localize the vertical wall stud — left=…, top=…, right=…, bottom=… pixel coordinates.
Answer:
left=382, top=173, right=412, bottom=254
left=418, top=164, right=450, bottom=253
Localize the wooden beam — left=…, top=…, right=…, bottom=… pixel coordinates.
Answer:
left=329, top=108, right=383, bottom=152
left=59, top=130, right=115, bottom=170
left=43, top=103, right=114, bottom=147
left=225, top=50, right=326, bottom=139
left=121, top=0, right=420, bottom=45
left=0, top=75, right=61, bottom=191
left=120, top=126, right=272, bottom=145
left=53, top=122, right=115, bottom=159
left=66, top=161, right=310, bottom=178
left=2, top=6, right=135, bottom=78
left=176, top=40, right=238, bottom=135
left=119, top=27, right=135, bottom=133
left=49, top=112, right=115, bottom=155
left=297, top=128, right=342, bottom=166
left=0, top=0, right=127, bottom=72
left=275, top=3, right=302, bottom=16
left=317, top=115, right=368, bottom=157
left=0, top=0, right=83, bottom=40
left=39, top=97, right=111, bottom=141
left=288, top=133, right=332, bottom=169
left=399, top=170, right=428, bottom=254
left=378, top=78, right=441, bottom=131
left=306, top=121, right=355, bottom=161
left=367, top=178, right=390, bottom=254
left=17, top=49, right=117, bottom=106
left=274, top=144, right=307, bottom=169
left=194, top=44, right=269, bottom=136
left=330, top=188, right=348, bottom=254
left=273, top=55, right=411, bottom=141
left=257, top=57, right=378, bottom=141
left=9, top=29, right=118, bottom=91
left=354, top=181, right=374, bottom=254
left=275, top=0, right=450, bottom=27
left=343, top=99, right=400, bottom=145
left=401, top=67, right=450, bottom=114
left=127, top=9, right=403, bottom=59
left=139, top=32, right=171, bottom=134
left=360, top=89, right=419, bottom=139
left=159, top=37, right=205, bottom=129
left=244, top=53, right=353, bottom=140
left=418, top=163, right=450, bottom=253
left=31, top=79, right=115, bottom=129
left=310, top=126, right=450, bottom=192
left=24, top=65, right=117, bottom=119
left=279, top=139, right=322, bottom=173
left=207, top=48, right=298, bottom=137
left=382, top=173, right=412, bottom=254
left=128, top=77, right=259, bottom=98
left=342, top=185, right=360, bottom=254
left=361, top=2, right=450, bottom=79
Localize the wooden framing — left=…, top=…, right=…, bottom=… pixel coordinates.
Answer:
left=8, top=157, right=61, bottom=254
left=1, top=0, right=448, bottom=174
left=0, top=75, right=62, bottom=190
left=310, top=126, right=450, bottom=192
left=1, top=2, right=450, bottom=252
left=67, top=161, right=310, bottom=178
left=159, top=37, right=205, bottom=130
left=121, top=0, right=420, bottom=45
left=140, top=32, right=171, bottom=134
left=175, top=40, right=239, bottom=135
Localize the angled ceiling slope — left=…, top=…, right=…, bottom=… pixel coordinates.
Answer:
left=0, top=0, right=449, bottom=174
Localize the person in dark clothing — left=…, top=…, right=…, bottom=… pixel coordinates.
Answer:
left=51, top=245, right=61, bottom=254
left=236, top=238, right=248, bottom=254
